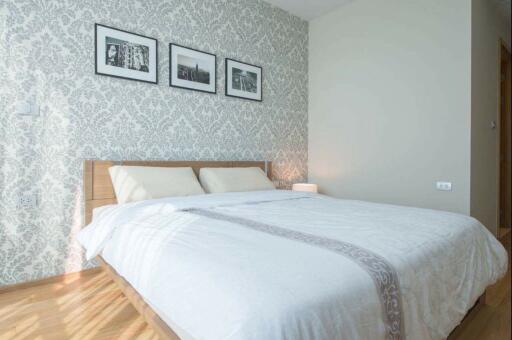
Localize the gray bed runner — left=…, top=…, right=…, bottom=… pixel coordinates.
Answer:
left=187, top=208, right=404, bottom=340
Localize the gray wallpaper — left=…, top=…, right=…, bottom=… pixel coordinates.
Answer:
left=0, top=0, right=308, bottom=285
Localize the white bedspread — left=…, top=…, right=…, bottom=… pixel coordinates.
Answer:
left=78, top=190, right=507, bottom=340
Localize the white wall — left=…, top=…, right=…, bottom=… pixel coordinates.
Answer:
left=470, top=0, right=511, bottom=235
left=308, top=0, right=472, bottom=214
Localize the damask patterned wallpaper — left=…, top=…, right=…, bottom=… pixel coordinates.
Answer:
left=0, top=0, right=308, bottom=285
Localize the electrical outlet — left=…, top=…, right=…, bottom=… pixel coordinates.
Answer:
left=436, top=181, right=452, bottom=191
left=16, top=193, right=38, bottom=208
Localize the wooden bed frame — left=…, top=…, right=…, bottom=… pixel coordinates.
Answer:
left=83, top=159, right=484, bottom=340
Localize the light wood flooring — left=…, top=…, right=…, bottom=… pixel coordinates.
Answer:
left=0, top=233, right=510, bottom=340
left=0, top=269, right=158, bottom=339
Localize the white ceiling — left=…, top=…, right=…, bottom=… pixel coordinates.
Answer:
left=266, top=0, right=511, bottom=24
left=265, top=0, right=352, bottom=21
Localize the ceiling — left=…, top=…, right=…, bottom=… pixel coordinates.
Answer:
left=264, top=0, right=352, bottom=21
left=266, top=0, right=511, bottom=23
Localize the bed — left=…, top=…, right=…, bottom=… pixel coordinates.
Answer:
left=79, top=160, right=508, bottom=340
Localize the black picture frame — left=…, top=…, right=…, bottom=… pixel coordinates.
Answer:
left=225, top=58, right=262, bottom=102
left=169, top=43, right=217, bottom=94
left=95, top=23, right=158, bottom=84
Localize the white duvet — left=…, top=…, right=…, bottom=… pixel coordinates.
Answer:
left=78, top=190, right=507, bottom=340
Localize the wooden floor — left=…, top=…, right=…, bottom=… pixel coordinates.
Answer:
left=0, top=270, right=158, bottom=339
left=0, top=233, right=510, bottom=340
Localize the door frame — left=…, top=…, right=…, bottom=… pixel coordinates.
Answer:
left=497, top=39, right=512, bottom=237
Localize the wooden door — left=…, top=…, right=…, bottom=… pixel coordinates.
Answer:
left=499, top=43, right=511, bottom=232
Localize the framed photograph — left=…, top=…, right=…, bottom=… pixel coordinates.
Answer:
left=169, top=44, right=216, bottom=94
left=95, top=23, right=158, bottom=84
left=225, top=58, right=262, bottom=101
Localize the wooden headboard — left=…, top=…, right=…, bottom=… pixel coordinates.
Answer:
left=83, top=160, right=272, bottom=225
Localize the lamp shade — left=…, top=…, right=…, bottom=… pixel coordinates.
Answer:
left=292, top=183, right=318, bottom=193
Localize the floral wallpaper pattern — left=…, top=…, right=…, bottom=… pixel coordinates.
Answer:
left=0, top=0, right=308, bottom=285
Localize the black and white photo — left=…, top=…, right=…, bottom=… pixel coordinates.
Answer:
left=225, top=58, right=262, bottom=101
left=105, top=37, right=149, bottom=72
left=232, top=68, right=257, bottom=93
left=170, top=44, right=216, bottom=94
left=95, top=24, right=158, bottom=84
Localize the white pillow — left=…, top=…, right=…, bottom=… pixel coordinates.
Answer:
left=199, top=167, right=275, bottom=194
left=108, top=166, right=205, bottom=203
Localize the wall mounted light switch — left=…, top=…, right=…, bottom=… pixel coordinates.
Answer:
left=16, top=101, right=39, bottom=116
